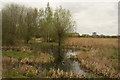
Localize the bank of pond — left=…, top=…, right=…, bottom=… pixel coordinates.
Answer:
left=2, top=45, right=110, bottom=78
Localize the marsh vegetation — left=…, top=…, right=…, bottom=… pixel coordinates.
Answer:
left=2, top=3, right=119, bottom=78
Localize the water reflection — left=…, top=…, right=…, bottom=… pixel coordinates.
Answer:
left=36, top=46, right=88, bottom=76
left=65, top=50, right=87, bottom=75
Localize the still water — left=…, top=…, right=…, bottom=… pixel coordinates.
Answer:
left=63, top=50, right=87, bottom=75
left=39, top=49, right=88, bottom=76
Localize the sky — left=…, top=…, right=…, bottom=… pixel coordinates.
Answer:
left=0, top=0, right=119, bottom=36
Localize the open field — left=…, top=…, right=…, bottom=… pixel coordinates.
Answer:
left=67, top=37, right=119, bottom=78
left=66, top=37, right=118, bottom=49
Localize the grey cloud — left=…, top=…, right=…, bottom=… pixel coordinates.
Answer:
left=60, top=2, right=118, bottom=35
left=1, top=1, right=118, bottom=35
left=59, top=2, right=89, bottom=14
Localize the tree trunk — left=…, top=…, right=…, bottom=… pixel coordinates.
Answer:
left=58, top=36, right=62, bottom=62
left=26, top=39, right=29, bottom=44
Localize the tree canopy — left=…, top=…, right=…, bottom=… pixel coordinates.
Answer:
left=2, top=3, right=75, bottom=46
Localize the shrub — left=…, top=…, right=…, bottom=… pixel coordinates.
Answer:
left=26, top=71, right=36, bottom=77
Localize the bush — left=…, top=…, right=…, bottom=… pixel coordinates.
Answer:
left=19, top=65, right=38, bottom=77
left=26, top=72, right=36, bottom=77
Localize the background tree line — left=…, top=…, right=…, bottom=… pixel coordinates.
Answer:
left=2, top=3, right=75, bottom=46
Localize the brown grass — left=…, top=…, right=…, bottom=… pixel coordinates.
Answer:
left=66, top=37, right=118, bottom=49
left=67, top=37, right=119, bottom=78
left=46, top=68, right=85, bottom=78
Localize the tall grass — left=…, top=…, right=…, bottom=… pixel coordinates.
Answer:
left=67, top=37, right=119, bottom=78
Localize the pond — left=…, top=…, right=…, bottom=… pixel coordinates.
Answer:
left=38, top=48, right=88, bottom=77
left=66, top=50, right=87, bottom=75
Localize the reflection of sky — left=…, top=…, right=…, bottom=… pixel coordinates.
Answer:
left=66, top=50, right=80, bottom=58
left=66, top=50, right=87, bottom=75
left=72, top=61, right=87, bottom=75
left=0, top=0, right=118, bottom=36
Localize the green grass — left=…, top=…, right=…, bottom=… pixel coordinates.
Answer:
left=107, top=48, right=118, bottom=60
left=31, top=38, right=66, bottom=46
left=5, top=69, right=37, bottom=78
left=39, top=42, right=58, bottom=46
left=2, top=50, right=36, bottom=59
left=86, top=73, right=106, bottom=78
left=30, top=39, right=58, bottom=45
left=110, top=53, right=118, bottom=59
left=6, top=70, right=26, bottom=78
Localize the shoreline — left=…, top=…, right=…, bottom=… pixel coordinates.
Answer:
left=69, top=54, right=119, bottom=78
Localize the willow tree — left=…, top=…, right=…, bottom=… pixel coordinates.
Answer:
left=53, top=6, right=75, bottom=60
left=24, top=8, right=38, bottom=44
left=2, top=4, right=26, bottom=46
left=40, top=2, right=54, bottom=42
left=34, top=9, right=44, bottom=38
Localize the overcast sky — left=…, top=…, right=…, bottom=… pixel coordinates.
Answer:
left=0, top=0, right=118, bottom=35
